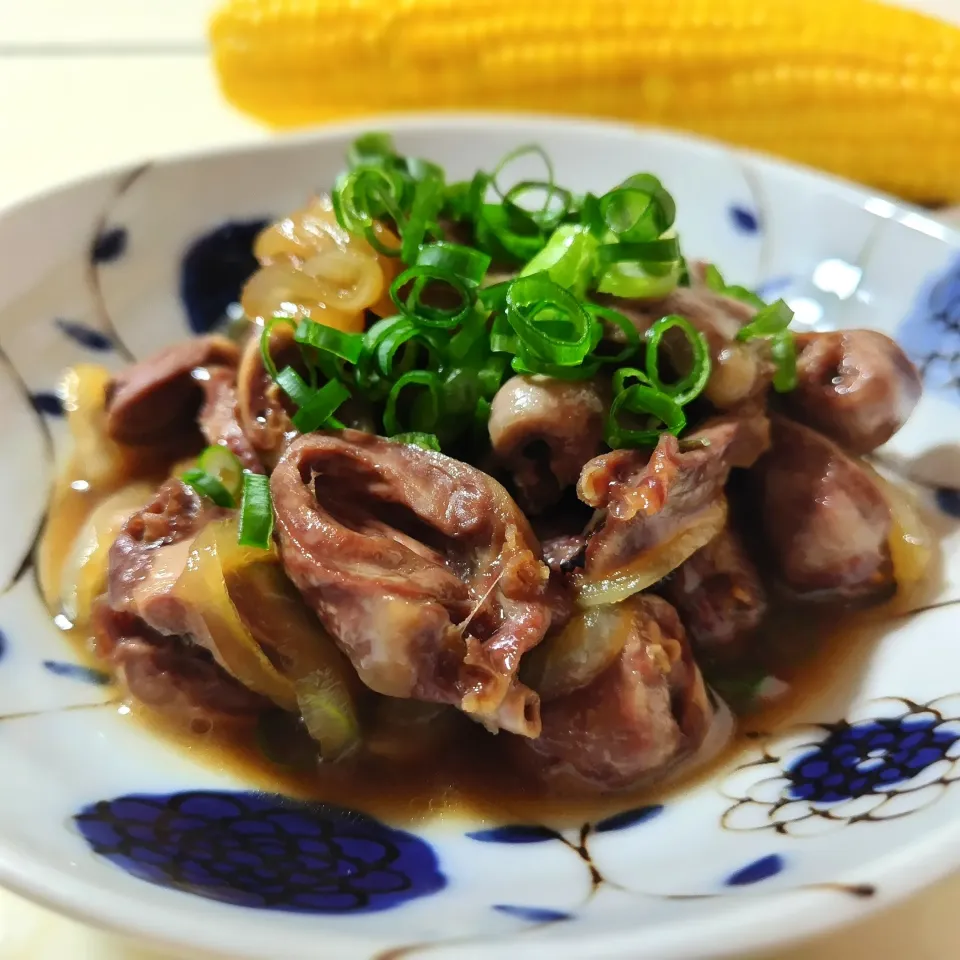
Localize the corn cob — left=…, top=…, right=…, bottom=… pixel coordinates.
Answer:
left=210, top=0, right=960, bottom=203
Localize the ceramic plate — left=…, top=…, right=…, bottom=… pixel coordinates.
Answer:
left=0, top=115, right=959, bottom=960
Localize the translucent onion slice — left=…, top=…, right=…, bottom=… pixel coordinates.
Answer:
left=174, top=518, right=361, bottom=759
left=576, top=498, right=728, bottom=607
left=240, top=263, right=364, bottom=333
left=172, top=520, right=298, bottom=709
left=523, top=602, right=637, bottom=701
left=870, top=470, right=934, bottom=612
left=60, top=483, right=154, bottom=625
left=62, top=364, right=137, bottom=489
left=249, top=194, right=399, bottom=319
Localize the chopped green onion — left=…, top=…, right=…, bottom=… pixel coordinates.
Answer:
left=294, top=320, right=364, bottom=364
left=599, top=173, right=675, bottom=241
left=347, top=132, right=396, bottom=169
left=237, top=473, right=274, bottom=549
left=181, top=467, right=236, bottom=509
left=605, top=384, right=686, bottom=450
left=198, top=445, right=244, bottom=500
left=363, top=316, right=443, bottom=381
left=391, top=432, right=442, bottom=452
left=259, top=316, right=298, bottom=382
left=505, top=273, right=592, bottom=366
left=703, top=263, right=767, bottom=309
left=596, top=237, right=682, bottom=266
left=390, top=259, right=476, bottom=329
left=332, top=165, right=405, bottom=256
left=521, top=224, right=599, bottom=298
left=771, top=331, right=798, bottom=393
left=275, top=366, right=314, bottom=408
left=737, top=299, right=794, bottom=341
left=612, top=366, right=653, bottom=393
left=503, top=180, right=573, bottom=233
left=401, top=170, right=445, bottom=264
left=585, top=304, right=641, bottom=366
left=291, top=380, right=352, bottom=434
left=476, top=203, right=545, bottom=262
left=511, top=352, right=602, bottom=381
left=596, top=258, right=681, bottom=300
left=383, top=370, right=441, bottom=436
left=416, top=241, right=491, bottom=286
left=645, top=314, right=712, bottom=406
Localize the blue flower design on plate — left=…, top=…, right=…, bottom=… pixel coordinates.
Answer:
left=722, top=697, right=960, bottom=836
left=30, top=391, right=63, bottom=417
left=729, top=205, right=760, bottom=234
left=898, top=252, right=960, bottom=403
left=180, top=219, right=270, bottom=335
left=91, top=226, right=128, bottom=264
left=74, top=790, right=446, bottom=913
left=55, top=319, right=114, bottom=352
left=43, top=660, right=112, bottom=685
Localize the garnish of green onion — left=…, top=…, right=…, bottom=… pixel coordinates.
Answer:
left=596, top=237, right=682, bottom=267
left=197, top=445, right=244, bottom=500
left=770, top=331, right=798, bottom=393
left=604, top=383, right=687, bottom=450
left=181, top=467, right=237, bottom=509
left=390, top=243, right=486, bottom=329
left=390, top=432, right=442, bottom=452
left=585, top=304, right=641, bottom=366
left=332, top=165, right=405, bottom=256
left=237, top=473, right=274, bottom=549
left=294, top=320, right=364, bottom=364
left=645, top=314, right=712, bottom=406
left=599, top=173, right=676, bottom=241
left=596, top=253, right=681, bottom=300
left=737, top=299, right=794, bottom=341
left=383, top=370, right=441, bottom=436
left=521, top=224, right=599, bottom=299
left=505, top=273, right=592, bottom=366
left=291, top=380, right=352, bottom=433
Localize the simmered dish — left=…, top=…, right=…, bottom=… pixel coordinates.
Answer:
left=42, top=135, right=933, bottom=805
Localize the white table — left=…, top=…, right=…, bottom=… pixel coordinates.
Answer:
left=0, top=1, right=958, bottom=956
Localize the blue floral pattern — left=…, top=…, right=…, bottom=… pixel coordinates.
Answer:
left=722, top=697, right=960, bottom=836
left=74, top=791, right=446, bottom=913
left=179, top=219, right=269, bottom=335
left=898, top=252, right=960, bottom=403
left=42, top=660, right=112, bottom=685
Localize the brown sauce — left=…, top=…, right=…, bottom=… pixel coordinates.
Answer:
left=43, top=425, right=940, bottom=830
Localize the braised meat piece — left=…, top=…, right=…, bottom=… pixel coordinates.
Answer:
left=576, top=410, right=769, bottom=603
left=660, top=524, right=767, bottom=660
left=514, top=595, right=712, bottom=792
left=488, top=375, right=608, bottom=514
left=271, top=430, right=551, bottom=737
left=105, top=335, right=240, bottom=445
left=784, top=330, right=922, bottom=454
left=92, top=603, right=268, bottom=731
left=754, top=416, right=894, bottom=603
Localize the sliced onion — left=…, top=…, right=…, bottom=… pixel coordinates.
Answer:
left=301, top=247, right=385, bottom=314
left=249, top=193, right=399, bottom=320
left=294, top=671, right=362, bottom=761
left=240, top=262, right=364, bottom=333
left=60, top=483, right=154, bottom=624
left=61, top=364, right=137, bottom=489
left=172, top=520, right=297, bottom=709
left=869, top=469, right=934, bottom=612
left=173, top=518, right=361, bottom=759
left=576, top=498, right=728, bottom=607
left=523, top=603, right=636, bottom=701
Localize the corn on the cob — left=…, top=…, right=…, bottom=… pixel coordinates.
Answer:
left=210, top=0, right=960, bottom=203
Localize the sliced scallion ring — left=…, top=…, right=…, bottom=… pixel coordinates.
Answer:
left=237, top=473, right=274, bottom=549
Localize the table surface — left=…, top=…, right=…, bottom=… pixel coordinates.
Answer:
left=1, top=1, right=959, bottom=956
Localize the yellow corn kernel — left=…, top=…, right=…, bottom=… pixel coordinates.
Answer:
left=210, top=0, right=960, bottom=203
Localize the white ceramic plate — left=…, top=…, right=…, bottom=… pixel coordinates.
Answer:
left=0, top=115, right=959, bottom=960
